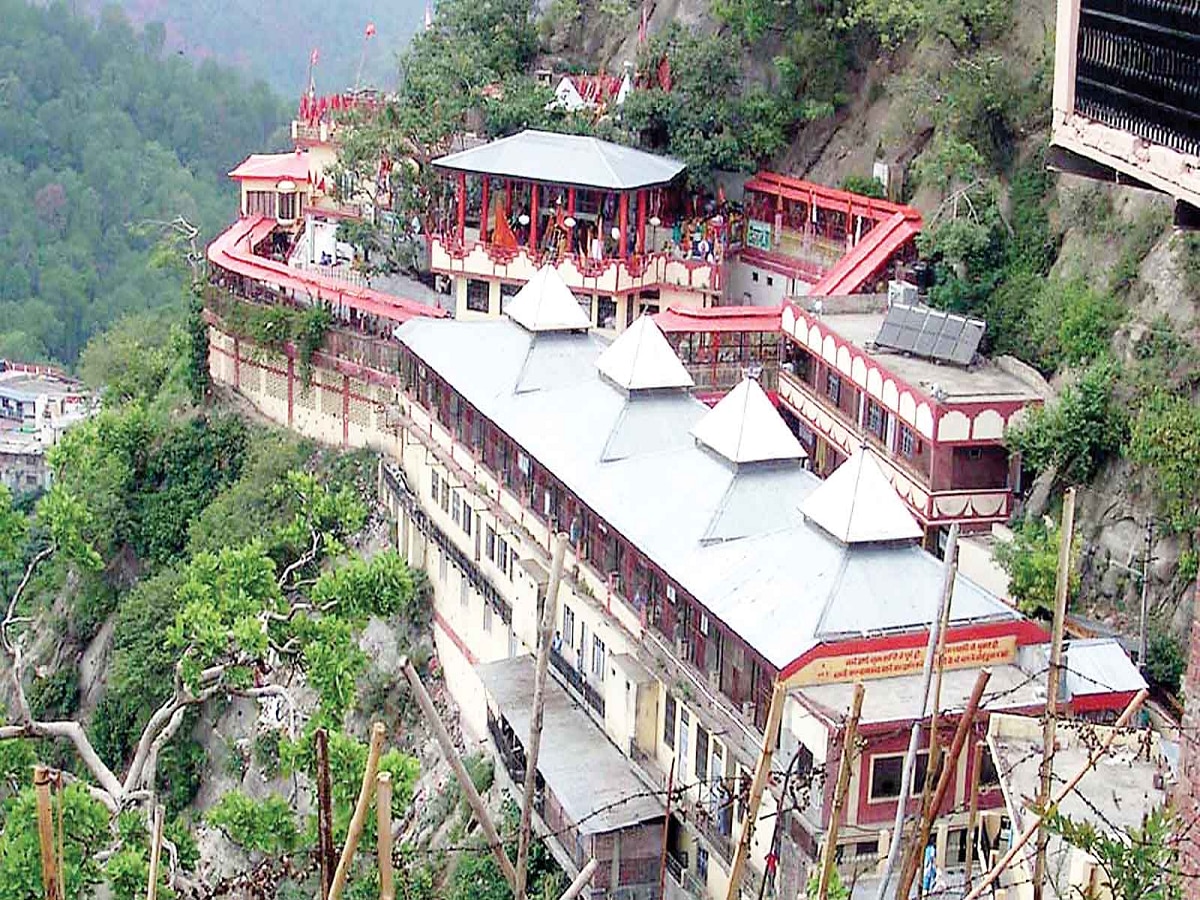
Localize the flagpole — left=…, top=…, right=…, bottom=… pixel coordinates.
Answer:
left=354, top=24, right=376, bottom=93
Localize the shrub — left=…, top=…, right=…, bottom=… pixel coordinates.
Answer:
left=1006, top=358, right=1127, bottom=485
left=1145, top=629, right=1185, bottom=695
left=205, top=792, right=301, bottom=855
left=840, top=174, right=886, bottom=199
left=1127, top=388, right=1200, bottom=532
left=995, top=516, right=1080, bottom=617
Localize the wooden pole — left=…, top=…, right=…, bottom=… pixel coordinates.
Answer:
left=965, top=743, right=984, bottom=890
left=818, top=683, right=865, bottom=900
left=516, top=533, right=568, bottom=900
left=146, top=803, right=165, bottom=900
left=557, top=858, right=599, bottom=900
left=377, top=772, right=395, bottom=900
left=896, top=668, right=991, bottom=899
left=875, top=524, right=959, bottom=900
left=725, top=678, right=788, bottom=900
left=656, top=759, right=676, bottom=899
left=402, top=657, right=518, bottom=889
left=315, top=727, right=336, bottom=900
left=963, top=689, right=1148, bottom=900
left=33, top=766, right=59, bottom=900
left=330, top=722, right=387, bottom=900
left=1033, top=487, right=1076, bottom=900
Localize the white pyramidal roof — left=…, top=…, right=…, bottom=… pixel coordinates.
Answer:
left=690, top=378, right=806, bottom=465
left=596, top=315, right=694, bottom=391
left=504, top=266, right=592, bottom=332
left=801, top=448, right=924, bottom=544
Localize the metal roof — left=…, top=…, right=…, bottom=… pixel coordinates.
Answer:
left=691, top=378, right=806, bottom=465
left=477, top=656, right=663, bottom=834
left=801, top=449, right=925, bottom=545
left=228, top=152, right=312, bottom=182
left=596, top=315, right=694, bottom=391
left=432, top=129, right=686, bottom=191
left=396, top=316, right=1020, bottom=669
left=504, top=266, right=592, bottom=333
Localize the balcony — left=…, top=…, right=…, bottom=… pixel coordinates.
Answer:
left=429, top=235, right=722, bottom=297
left=778, top=369, right=1012, bottom=528
left=549, top=645, right=605, bottom=718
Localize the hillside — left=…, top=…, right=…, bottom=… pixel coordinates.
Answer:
left=64, top=0, right=427, bottom=95
left=0, top=0, right=288, bottom=365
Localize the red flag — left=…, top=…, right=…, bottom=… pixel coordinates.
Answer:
left=657, top=55, right=671, bottom=92
left=310, top=47, right=319, bottom=65
left=365, top=22, right=376, bottom=38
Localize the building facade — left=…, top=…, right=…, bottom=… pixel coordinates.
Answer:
left=0, top=362, right=96, bottom=495
left=776, top=297, right=1050, bottom=547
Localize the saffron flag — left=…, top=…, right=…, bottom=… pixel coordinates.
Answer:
left=365, top=22, right=377, bottom=38
left=310, top=47, right=319, bottom=65
left=657, top=54, right=671, bottom=92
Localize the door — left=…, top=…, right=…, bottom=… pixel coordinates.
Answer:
left=677, top=708, right=690, bottom=782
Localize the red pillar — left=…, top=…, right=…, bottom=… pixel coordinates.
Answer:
left=568, top=187, right=576, bottom=217
left=618, top=191, right=629, bottom=259
left=456, top=171, right=466, bottom=246
left=480, top=177, right=490, bottom=243
left=530, top=182, right=539, bottom=252
left=506, top=179, right=513, bottom=216
left=636, top=189, right=646, bottom=255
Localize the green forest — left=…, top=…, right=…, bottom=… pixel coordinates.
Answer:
left=0, top=0, right=287, bottom=365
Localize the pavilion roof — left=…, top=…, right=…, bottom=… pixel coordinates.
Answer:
left=432, top=129, right=685, bottom=191
left=228, top=152, right=312, bottom=182
left=596, top=315, right=694, bottom=391
left=801, top=448, right=924, bottom=544
left=691, top=378, right=806, bottom=465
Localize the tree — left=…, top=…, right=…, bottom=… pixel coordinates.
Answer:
left=994, top=515, right=1080, bottom=617
left=1046, top=806, right=1182, bottom=900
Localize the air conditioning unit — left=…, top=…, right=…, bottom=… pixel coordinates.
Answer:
left=888, top=280, right=918, bottom=306
left=707, top=668, right=721, bottom=690
left=675, top=637, right=691, bottom=659
left=666, top=584, right=677, bottom=604
left=741, top=701, right=756, bottom=721
left=699, top=613, right=710, bottom=636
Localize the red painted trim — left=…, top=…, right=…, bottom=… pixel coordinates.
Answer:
left=1070, top=690, right=1138, bottom=714
left=286, top=353, right=294, bottom=427
left=434, top=610, right=478, bottom=665
left=745, top=172, right=911, bottom=221
left=779, top=619, right=1050, bottom=683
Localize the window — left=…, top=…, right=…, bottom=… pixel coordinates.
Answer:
left=497, top=537, right=508, bottom=574
left=245, top=190, right=275, bottom=217
left=866, top=400, right=886, bottom=440
left=696, top=846, right=709, bottom=880
left=899, top=424, right=917, bottom=458
left=459, top=575, right=468, bottom=608
left=451, top=492, right=462, bottom=527
left=278, top=190, right=298, bottom=221
left=485, top=525, right=496, bottom=561
left=825, top=371, right=841, bottom=405
left=695, top=724, right=709, bottom=782
left=751, top=271, right=759, bottom=283
left=592, top=635, right=606, bottom=680
left=562, top=605, right=575, bottom=649
left=440, top=479, right=450, bottom=513
left=466, top=279, right=490, bottom=313
left=463, top=507, right=473, bottom=538
left=766, top=275, right=774, bottom=287
left=664, top=693, right=677, bottom=749
left=869, top=752, right=934, bottom=801
left=430, top=470, right=440, bottom=500
left=483, top=601, right=493, bottom=633
left=980, top=746, right=1000, bottom=787
left=438, top=551, right=448, bottom=584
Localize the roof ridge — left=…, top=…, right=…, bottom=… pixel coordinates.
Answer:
left=591, top=134, right=624, bottom=189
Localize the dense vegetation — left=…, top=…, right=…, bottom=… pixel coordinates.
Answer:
left=77, top=0, right=425, bottom=95
left=0, top=308, right=436, bottom=897
left=0, top=0, right=286, bottom=364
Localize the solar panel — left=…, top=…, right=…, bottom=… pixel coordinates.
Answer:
left=872, top=302, right=986, bottom=366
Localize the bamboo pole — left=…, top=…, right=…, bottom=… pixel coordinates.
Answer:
left=330, top=722, right=387, bottom=900
left=33, top=765, right=59, bottom=900
left=875, top=524, right=959, bottom=900
left=516, top=533, right=567, bottom=900
left=656, top=759, right=676, bottom=899
left=316, top=727, right=336, bottom=900
left=896, top=668, right=991, bottom=899
left=725, top=678, right=788, bottom=900
left=1033, top=487, right=1076, bottom=900
left=557, top=858, right=599, bottom=900
left=377, top=772, right=395, bottom=900
left=146, top=803, right=165, bottom=900
left=963, top=689, right=1148, bottom=900
left=402, top=657, right=518, bottom=889
left=818, top=683, right=865, bottom=900
left=965, top=743, right=983, bottom=890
